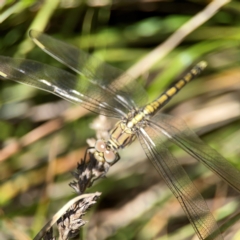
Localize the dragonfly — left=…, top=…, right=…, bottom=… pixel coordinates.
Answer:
left=1, top=30, right=240, bottom=240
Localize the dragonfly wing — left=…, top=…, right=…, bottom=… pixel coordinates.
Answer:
left=137, top=126, right=223, bottom=240
left=0, top=56, right=128, bottom=118
left=29, top=30, right=148, bottom=109
left=150, top=113, right=240, bottom=193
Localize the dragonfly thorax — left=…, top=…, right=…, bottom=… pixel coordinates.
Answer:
left=107, top=109, right=149, bottom=151
left=92, top=109, right=148, bottom=166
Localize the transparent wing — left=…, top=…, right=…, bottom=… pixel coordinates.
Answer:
left=137, top=126, right=223, bottom=240
left=150, top=113, right=240, bottom=193
left=29, top=29, right=148, bottom=109
left=0, top=56, right=129, bottom=118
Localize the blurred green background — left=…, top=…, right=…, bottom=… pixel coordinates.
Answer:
left=0, top=0, right=240, bottom=239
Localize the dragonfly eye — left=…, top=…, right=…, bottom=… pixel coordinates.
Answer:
left=104, top=149, right=116, bottom=164
left=95, top=139, right=106, bottom=152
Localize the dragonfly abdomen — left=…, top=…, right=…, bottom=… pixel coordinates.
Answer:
left=143, top=61, right=207, bottom=115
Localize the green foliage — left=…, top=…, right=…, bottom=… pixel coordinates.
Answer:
left=0, top=1, right=240, bottom=239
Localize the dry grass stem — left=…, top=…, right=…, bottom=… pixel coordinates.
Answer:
left=33, top=193, right=101, bottom=240
left=70, top=150, right=111, bottom=194
left=126, top=0, right=230, bottom=79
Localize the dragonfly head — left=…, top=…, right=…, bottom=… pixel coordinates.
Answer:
left=94, top=139, right=119, bottom=165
